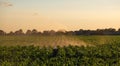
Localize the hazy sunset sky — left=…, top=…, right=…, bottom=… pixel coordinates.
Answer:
left=0, top=0, right=120, bottom=32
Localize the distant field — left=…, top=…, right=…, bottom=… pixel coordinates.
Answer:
left=0, top=35, right=120, bottom=66
left=0, top=35, right=120, bottom=47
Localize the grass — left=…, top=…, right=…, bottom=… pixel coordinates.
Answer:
left=77, top=35, right=120, bottom=45
left=0, top=35, right=120, bottom=66
left=0, top=35, right=120, bottom=47
left=0, top=43, right=120, bottom=66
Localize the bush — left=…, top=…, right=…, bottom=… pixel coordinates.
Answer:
left=0, top=43, right=120, bottom=66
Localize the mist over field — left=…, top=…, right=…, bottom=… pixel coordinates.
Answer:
left=0, top=0, right=120, bottom=66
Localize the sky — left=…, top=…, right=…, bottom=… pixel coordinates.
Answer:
left=0, top=0, right=120, bottom=32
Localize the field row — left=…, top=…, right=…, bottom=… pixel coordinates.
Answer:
left=0, top=35, right=120, bottom=47
left=0, top=43, right=120, bottom=66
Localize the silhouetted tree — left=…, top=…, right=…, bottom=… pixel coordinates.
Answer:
left=74, top=29, right=84, bottom=35
left=14, top=29, right=24, bottom=35
left=8, top=31, right=14, bottom=35
left=56, top=30, right=66, bottom=35
left=37, top=32, right=42, bottom=35
left=65, top=31, right=75, bottom=35
left=1, top=28, right=120, bottom=36
left=117, top=28, right=120, bottom=35
left=31, top=29, right=38, bottom=35
left=96, top=29, right=104, bottom=35
left=43, top=31, right=49, bottom=35
left=118, top=28, right=120, bottom=32
left=0, top=30, right=6, bottom=35
left=103, top=28, right=116, bottom=35
left=26, top=30, right=32, bottom=35
left=49, top=30, right=56, bottom=36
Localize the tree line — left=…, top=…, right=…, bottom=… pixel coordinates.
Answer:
left=0, top=28, right=120, bottom=35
